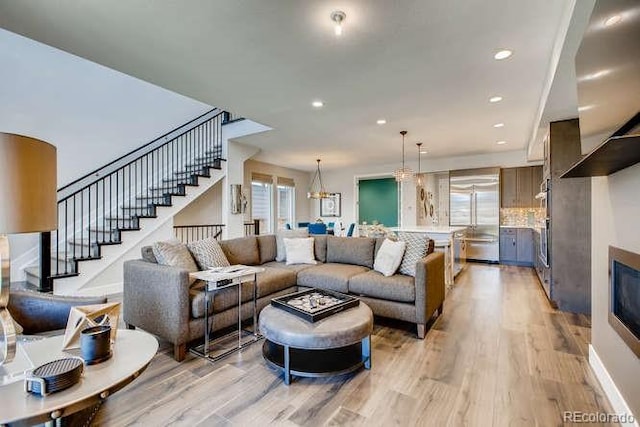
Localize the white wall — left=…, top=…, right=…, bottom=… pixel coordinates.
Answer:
left=0, top=28, right=211, bottom=281
left=590, top=164, right=640, bottom=419
left=313, top=149, right=540, bottom=227
left=174, top=180, right=223, bottom=226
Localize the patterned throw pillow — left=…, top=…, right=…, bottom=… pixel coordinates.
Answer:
left=187, top=237, right=230, bottom=270
left=397, top=232, right=428, bottom=277
left=152, top=240, right=199, bottom=283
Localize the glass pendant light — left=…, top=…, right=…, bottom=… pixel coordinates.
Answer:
left=415, top=142, right=424, bottom=187
left=392, top=131, right=414, bottom=182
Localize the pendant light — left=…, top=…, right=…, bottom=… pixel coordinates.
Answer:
left=307, top=159, right=330, bottom=199
left=393, top=131, right=414, bottom=182
left=415, top=142, right=424, bottom=187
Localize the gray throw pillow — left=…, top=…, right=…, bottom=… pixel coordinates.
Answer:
left=276, top=229, right=309, bottom=262
left=397, top=232, right=428, bottom=276
left=152, top=240, right=199, bottom=283
left=187, top=237, right=230, bottom=270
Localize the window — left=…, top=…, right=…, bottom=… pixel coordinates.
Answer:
left=251, top=173, right=273, bottom=234
left=277, top=184, right=295, bottom=230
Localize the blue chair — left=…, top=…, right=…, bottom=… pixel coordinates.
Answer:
left=308, top=223, right=327, bottom=235
left=346, top=223, right=356, bottom=237
left=297, top=222, right=310, bottom=228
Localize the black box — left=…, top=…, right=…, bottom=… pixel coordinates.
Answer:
left=270, top=288, right=359, bottom=323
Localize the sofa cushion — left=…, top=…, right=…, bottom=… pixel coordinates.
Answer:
left=187, top=237, right=230, bottom=270
left=326, top=236, right=376, bottom=268
left=349, top=270, right=416, bottom=303
left=314, top=235, right=328, bottom=263
left=220, top=236, right=260, bottom=266
left=276, top=229, right=308, bottom=261
left=141, top=246, right=158, bottom=263
left=262, top=261, right=317, bottom=274
left=297, top=263, right=369, bottom=293
left=284, top=237, right=317, bottom=265
left=397, top=232, right=428, bottom=277
left=254, top=267, right=297, bottom=298
left=257, top=235, right=277, bottom=264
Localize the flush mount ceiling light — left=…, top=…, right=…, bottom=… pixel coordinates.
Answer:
left=311, top=100, right=324, bottom=108
left=494, top=49, right=513, bottom=60
left=489, top=96, right=503, bottom=103
left=331, top=10, right=346, bottom=36
left=604, top=14, right=622, bottom=26
left=307, top=159, right=331, bottom=199
left=376, top=119, right=387, bottom=125
left=415, top=142, right=424, bottom=187
left=392, top=131, right=414, bottom=182
left=496, top=140, right=507, bottom=145
left=493, top=123, right=505, bottom=128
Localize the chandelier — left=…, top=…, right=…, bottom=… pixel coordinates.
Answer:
left=415, top=142, right=425, bottom=187
left=307, top=159, right=331, bottom=199
left=393, top=131, right=414, bottom=182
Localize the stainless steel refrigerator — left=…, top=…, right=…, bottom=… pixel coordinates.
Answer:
left=449, top=168, right=500, bottom=262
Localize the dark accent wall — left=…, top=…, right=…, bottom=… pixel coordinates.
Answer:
left=358, top=178, right=398, bottom=227
left=549, top=119, right=591, bottom=313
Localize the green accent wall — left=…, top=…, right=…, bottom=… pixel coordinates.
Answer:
left=358, top=178, right=398, bottom=227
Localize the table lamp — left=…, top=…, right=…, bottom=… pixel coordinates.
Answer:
left=0, top=133, right=57, bottom=366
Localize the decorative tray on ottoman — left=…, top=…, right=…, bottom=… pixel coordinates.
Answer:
left=271, top=288, right=359, bottom=322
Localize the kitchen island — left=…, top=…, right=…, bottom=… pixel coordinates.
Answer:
left=388, top=226, right=468, bottom=287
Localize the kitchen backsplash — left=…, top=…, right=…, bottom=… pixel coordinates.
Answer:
left=500, top=208, right=546, bottom=226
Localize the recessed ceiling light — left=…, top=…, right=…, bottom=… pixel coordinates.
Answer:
left=376, top=119, right=387, bottom=125
left=494, top=49, right=513, bottom=60
left=489, top=96, right=503, bottom=103
left=493, top=123, right=505, bottom=128
left=331, top=11, right=346, bottom=36
left=496, top=141, right=507, bottom=145
left=604, top=15, right=622, bottom=27
left=312, top=100, right=324, bottom=108
left=578, top=104, right=595, bottom=112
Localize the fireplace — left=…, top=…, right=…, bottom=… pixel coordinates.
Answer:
left=609, top=246, right=640, bottom=358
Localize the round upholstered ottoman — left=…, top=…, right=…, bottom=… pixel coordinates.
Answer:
left=259, top=303, right=373, bottom=385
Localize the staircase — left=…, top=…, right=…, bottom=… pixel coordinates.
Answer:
left=24, top=108, right=229, bottom=294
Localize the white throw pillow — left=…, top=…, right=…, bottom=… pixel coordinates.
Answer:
left=374, top=238, right=406, bottom=277
left=276, top=229, right=309, bottom=261
left=284, top=237, right=317, bottom=265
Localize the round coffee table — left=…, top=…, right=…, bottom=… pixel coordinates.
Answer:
left=259, top=303, right=373, bottom=385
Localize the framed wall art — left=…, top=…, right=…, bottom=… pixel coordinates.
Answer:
left=320, top=193, right=341, bottom=217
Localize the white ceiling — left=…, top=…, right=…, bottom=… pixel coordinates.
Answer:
left=0, top=0, right=573, bottom=171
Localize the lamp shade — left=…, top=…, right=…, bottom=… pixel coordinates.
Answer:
left=0, top=133, right=57, bottom=233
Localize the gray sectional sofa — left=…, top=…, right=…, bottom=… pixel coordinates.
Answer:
left=123, top=234, right=445, bottom=361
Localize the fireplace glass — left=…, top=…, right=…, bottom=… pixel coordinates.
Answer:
left=609, top=246, right=640, bottom=358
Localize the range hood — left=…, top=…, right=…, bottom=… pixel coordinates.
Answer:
left=562, top=133, right=640, bottom=178
left=562, top=0, right=640, bottom=178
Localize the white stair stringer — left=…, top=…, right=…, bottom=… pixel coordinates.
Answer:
left=53, top=168, right=225, bottom=296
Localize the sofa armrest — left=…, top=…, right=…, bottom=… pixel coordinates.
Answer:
left=414, top=251, right=445, bottom=324
left=123, top=260, right=191, bottom=345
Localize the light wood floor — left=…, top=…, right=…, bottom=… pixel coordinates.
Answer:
left=95, top=264, right=614, bottom=426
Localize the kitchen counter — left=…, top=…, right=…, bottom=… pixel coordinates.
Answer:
left=388, top=226, right=468, bottom=234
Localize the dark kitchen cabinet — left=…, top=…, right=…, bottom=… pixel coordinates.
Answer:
left=516, top=167, right=533, bottom=207
left=516, top=228, right=533, bottom=264
left=500, top=227, right=534, bottom=266
left=501, top=168, right=517, bottom=208
left=500, top=166, right=542, bottom=208
left=499, top=228, right=517, bottom=262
